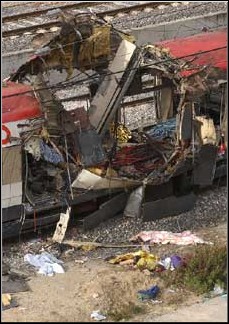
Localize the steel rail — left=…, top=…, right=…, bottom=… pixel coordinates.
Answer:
left=3, top=2, right=176, bottom=38
left=2, top=2, right=107, bottom=22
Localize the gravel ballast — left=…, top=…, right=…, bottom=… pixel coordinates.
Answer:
left=2, top=2, right=227, bottom=53
left=2, top=185, right=227, bottom=271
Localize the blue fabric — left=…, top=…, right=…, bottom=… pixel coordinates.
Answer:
left=138, top=285, right=160, bottom=300
left=40, top=140, right=64, bottom=165
left=147, top=118, right=176, bottom=140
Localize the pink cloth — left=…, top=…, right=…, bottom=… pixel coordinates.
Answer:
left=130, top=230, right=206, bottom=245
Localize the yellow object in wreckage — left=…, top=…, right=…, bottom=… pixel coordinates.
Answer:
left=108, top=250, right=159, bottom=271
left=110, top=123, right=132, bottom=143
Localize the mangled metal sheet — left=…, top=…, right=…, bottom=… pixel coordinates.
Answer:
left=72, top=169, right=141, bottom=190
left=76, top=129, right=106, bottom=167
left=193, top=144, right=218, bottom=186
left=89, top=39, right=139, bottom=134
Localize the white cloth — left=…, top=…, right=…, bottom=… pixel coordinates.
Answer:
left=24, top=252, right=64, bottom=276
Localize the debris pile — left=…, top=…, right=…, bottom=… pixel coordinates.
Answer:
left=2, top=9, right=227, bottom=239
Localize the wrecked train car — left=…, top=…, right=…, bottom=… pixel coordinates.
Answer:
left=2, top=13, right=227, bottom=239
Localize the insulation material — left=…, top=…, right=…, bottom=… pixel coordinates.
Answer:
left=78, top=25, right=111, bottom=69
left=195, top=116, right=217, bottom=145
left=92, top=25, right=111, bottom=59
left=24, top=137, right=42, bottom=161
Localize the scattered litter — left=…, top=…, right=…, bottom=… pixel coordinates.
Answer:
left=24, top=252, right=64, bottom=276
left=81, top=244, right=98, bottom=252
left=52, top=207, right=71, bottom=244
left=64, top=248, right=75, bottom=255
left=2, top=294, right=11, bottom=307
left=150, top=299, right=163, bottom=304
left=211, top=284, right=224, bottom=296
left=2, top=294, right=18, bottom=310
left=158, top=257, right=173, bottom=270
left=142, top=269, right=151, bottom=276
left=90, top=310, right=106, bottom=321
left=75, top=259, right=85, bottom=264
left=159, top=255, right=183, bottom=271
left=138, top=285, right=160, bottom=300
left=92, top=293, right=99, bottom=299
left=108, top=250, right=159, bottom=271
left=131, top=230, right=210, bottom=245
left=170, top=255, right=183, bottom=268
left=29, top=238, right=42, bottom=244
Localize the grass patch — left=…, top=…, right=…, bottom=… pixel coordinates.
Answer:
left=161, top=244, right=227, bottom=295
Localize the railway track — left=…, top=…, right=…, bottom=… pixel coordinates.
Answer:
left=2, top=2, right=108, bottom=22
left=2, top=2, right=180, bottom=38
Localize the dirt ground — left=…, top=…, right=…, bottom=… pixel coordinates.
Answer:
left=2, top=222, right=227, bottom=323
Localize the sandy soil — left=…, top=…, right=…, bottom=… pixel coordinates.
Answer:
left=2, top=222, right=227, bottom=322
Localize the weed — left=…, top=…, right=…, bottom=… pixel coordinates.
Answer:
left=161, top=244, right=227, bottom=295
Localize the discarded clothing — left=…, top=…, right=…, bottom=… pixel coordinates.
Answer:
left=171, top=255, right=183, bottom=268
left=130, top=230, right=206, bottom=245
left=138, top=285, right=160, bottom=300
left=108, top=250, right=159, bottom=271
left=158, top=255, right=183, bottom=271
left=90, top=310, right=106, bottom=321
left=40, top=140, right=64, bottom=165
left=24, top=252, right=64, bottom=276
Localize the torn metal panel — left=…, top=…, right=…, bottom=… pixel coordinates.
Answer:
left=144, top=181, right=174, bottom=202
left=83, top=192, right=129, bottom=230
left=193, top=144, right=218, bottom=186
left=142, top=192, right=196, bottom=222
left=72, top=169, right=141, bottom=190
left=177, top=102, right=193, bottom=143
left=2, top=146, right=23, bottom=209
left=2, top=146, right=22, bottom=185
left=33, top=74, right=62, bottom=134
left=76, top=129, right=106, bottom=167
